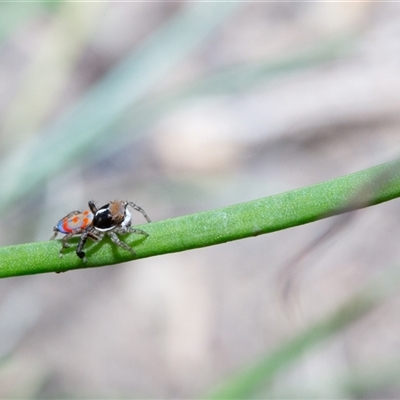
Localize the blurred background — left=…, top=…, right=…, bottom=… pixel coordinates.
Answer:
left=1, top=2, right=400, bottom=398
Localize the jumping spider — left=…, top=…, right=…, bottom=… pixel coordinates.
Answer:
left=51, top=200, right=151, bottom=262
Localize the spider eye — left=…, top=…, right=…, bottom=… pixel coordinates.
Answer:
left=93, top=207, right=115, bottom=231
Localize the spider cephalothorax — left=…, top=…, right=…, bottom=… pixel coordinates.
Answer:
left=90, top=200, right=128, bottom=231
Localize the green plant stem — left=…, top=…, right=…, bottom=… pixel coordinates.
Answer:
left=1, top=159, right=400, bottom=278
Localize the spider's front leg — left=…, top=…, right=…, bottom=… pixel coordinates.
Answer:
left=127, top=201, right=151, bottom=223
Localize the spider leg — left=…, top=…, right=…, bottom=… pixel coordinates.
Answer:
left=88, top=200, right=98, bottom=214
left=88, top=231, right=101, bottom=241
left=129, top=227, right=149, bottom=237
left=127, top=202, right=151, bottom=223
left=76, top=229, right=103, bottom=262
left=114, top=225, right=149, bottom=237
left=107, top=232, right=136, bottom=255
left=76, top=231, right=90, bottom=261
left=58, top=233, right=75, bottom=257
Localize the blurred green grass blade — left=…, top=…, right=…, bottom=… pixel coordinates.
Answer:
left=90, top=35, right=354, bottom=162
left=258, top=357, right=400, bottom=398
left=206, top=266, right=400, bottom=400
left=1, top=2, right=107, bottom=146
left=0, top=2, right=242, bottom=215
left=0, top=159, right=400, bottom=278
left=0, top=3, right=50, bottom=43
left=174, top=35, right=353, bottom=96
